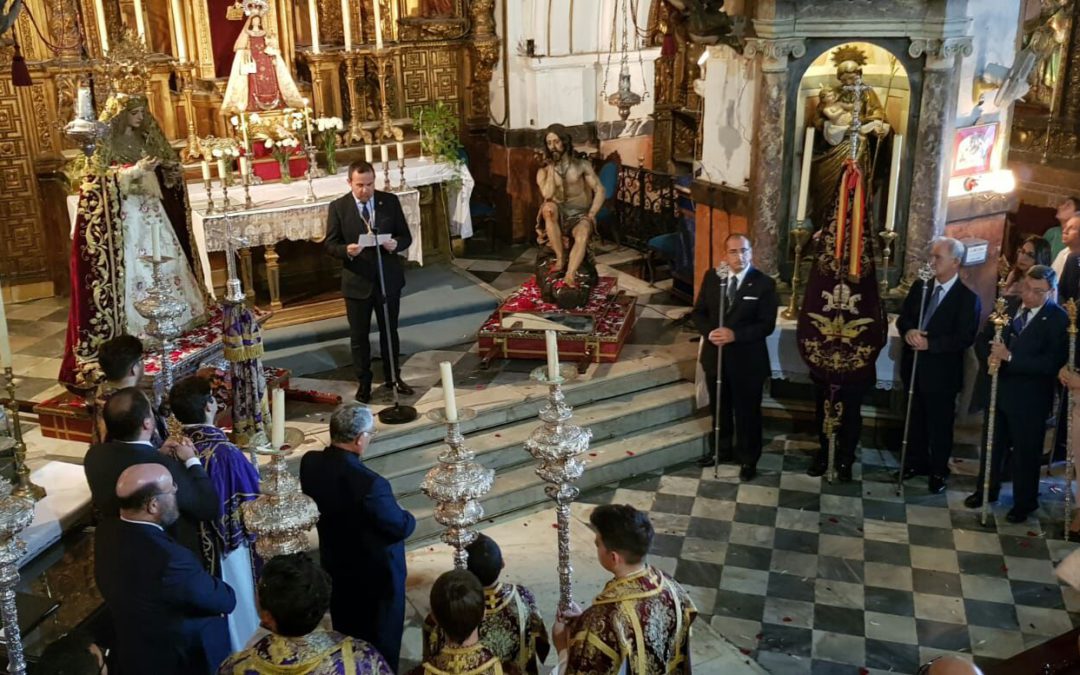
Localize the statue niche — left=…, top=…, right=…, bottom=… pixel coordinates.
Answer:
left=221, top=1, right=304, bottom=113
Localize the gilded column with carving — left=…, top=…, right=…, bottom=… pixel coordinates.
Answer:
left=902, top=37, right=971, bottom=288
left=745, top=37, right=805, bottom=276
left=466, top=0, right=499, bottom=129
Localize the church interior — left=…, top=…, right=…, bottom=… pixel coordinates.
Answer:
left=2, top=0, right=1080, bottom=673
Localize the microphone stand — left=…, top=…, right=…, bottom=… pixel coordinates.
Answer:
left=371, top=219, right=417, bottom=425
left=712, top=262, right=731, bottom=479
left=896, top=263, right=934, bottom=496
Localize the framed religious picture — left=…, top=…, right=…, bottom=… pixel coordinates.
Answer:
left=951, top=123, right=997, bottom=177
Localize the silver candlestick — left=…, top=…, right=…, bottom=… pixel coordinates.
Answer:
left=4, top=369, right=43, bottom=501
left=397, top=156, right=408, bottom=191
left=421, top=408, right=493, bottom=569
left=383, top=158, right=393, bottom=192
left=525, top=364, right=591, bottom=614
left=303, top=145, right=318, bottom=204
left=133, top=255, right=187, bottom=407
left=220, top=174, right=234, bottom=213
left=241, top=166, right=254, bottom=210
left=0, top=475, right=35, bottom=675
left=241, top=446, right=319, bottom=560
left=203, top=175, right=217, bottom=215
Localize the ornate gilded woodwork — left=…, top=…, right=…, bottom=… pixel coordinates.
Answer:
left=465, top=0, right=498, bottom=129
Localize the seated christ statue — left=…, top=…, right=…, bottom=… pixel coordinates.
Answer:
left=221, top=1, right=304, bottom=113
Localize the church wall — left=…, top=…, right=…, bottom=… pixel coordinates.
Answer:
left=698, top=46, right=755, bottom=191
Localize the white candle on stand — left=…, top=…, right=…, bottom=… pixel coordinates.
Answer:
left=217, top=158, right=228, bottom=181
left=133, top=0, right=146, bottom=44
left=151, top=223, right=161, bottom=262
left=308, top=0, right=321, bottom=53
left=795, top=126, right=813, bottom=222
left=201, top=160, right=211, bottom=181
left=373, top=0, right=384, bottom=50
left=545, top=330, right=559, bottom=380
left=885, top=134, right=903, bottom=232
left=396, top=141, right=404, bottom=161
left=0, top=281, right=13, bottom=370
left=364, top=143, right=373, bottom=163
left=342, top=0, right=352, bottom=50
left=94, top=0, right=109, bottom=53
left=380, top=144, right=389, bottom=165
left=240, top=112, right=250, bottom=152
left=302, top=98, right=314, bottom=146
left=271, top=388, right=285, bottom=449
left=439, top=361, right=458, bottom=423
left=239, top=155, right=250, bottom=177
left=170, top=0, right=187, bottom=61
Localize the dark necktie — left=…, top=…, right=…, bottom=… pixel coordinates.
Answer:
left=727, top=275, right=738, bottom=305
left=1013, top=308, right=1031, bottom=334
left=921, top=285, right=943, bottom=330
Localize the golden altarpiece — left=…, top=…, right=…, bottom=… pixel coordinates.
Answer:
left=0, top=0, right=499, bottom=313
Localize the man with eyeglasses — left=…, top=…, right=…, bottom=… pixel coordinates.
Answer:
left=691, top=233, right=779, bottom=481
left=967, top=265, right=1068, bottom=523
left=896, top=237, right=980, bottom=494
left=95, top=464, right=235, bottom=675
left=300, top=402, right=416, bottom=671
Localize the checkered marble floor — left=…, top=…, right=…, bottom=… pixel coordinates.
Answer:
left=577, top=434, right=1080, bottom=675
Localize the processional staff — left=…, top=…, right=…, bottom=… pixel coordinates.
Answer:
left=1064, top=299, right=1077, bottom=539
left=712, top=262, right=731, bottom=480
left=981, top=294, right=1010, bottom=527
left=896, top=263, right=934, bottom=496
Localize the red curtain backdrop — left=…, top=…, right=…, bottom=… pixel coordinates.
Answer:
left=208, top=0, right=247, bottom=78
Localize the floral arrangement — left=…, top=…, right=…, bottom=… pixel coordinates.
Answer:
left=198, top=137, right=242, bottom=185
left=256, top=123, right=301, bottom=183
left=315, top=116, right=344, bottom=175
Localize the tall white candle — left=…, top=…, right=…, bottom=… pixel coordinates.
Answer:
left=170, top=0, right=187, bottom=61
left=380, top=143, right=389, bottom=165
left=239, top=155, right=250, bottom=177
left=364, top=144, right=373, bottom=163
left=396, top=141, right=404, bottom=161
left=342, top=0, right=353, bottom=50
left=885, top=134, right=903, bottom=232
left=201, top=160, right=211, bottom=181
left=439, top=361, right=457, bottom=423
left=217, top=158, right=228, bottom=181
left=94, top=0, right=109, bottom=53
left=545, top=330, right=559, bottom=380
left=373, top=0, right=384, bottom=50
left=151, top=223, right=161, bottom=262
left=240, top=112, right=250, bottom=152
left=795, top=126, right=814, bottom=222
left=133, top=0, right=146, bottom=44
left=271, top=388, right=285, bottom=449
left=302, top=99, right=314, bottom=146
left=309, top=0, right=321, bottom=54
left=0, top=281, right=13, bottom=370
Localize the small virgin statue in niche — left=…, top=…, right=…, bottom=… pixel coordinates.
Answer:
left=221, top=1, right=304, bottom=113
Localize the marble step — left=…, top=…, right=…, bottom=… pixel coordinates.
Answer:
left=373, top=381, right=699, bottom=496
left=404, top=415, right=710, bottom=542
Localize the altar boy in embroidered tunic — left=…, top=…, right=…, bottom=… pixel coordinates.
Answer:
left=171, top=375, right=261, bottom=651
left=411, top=569, right=519, bottom=675
left=553, top=504, right=696, bottom=675
left=423, top=534, right=549, bottom=674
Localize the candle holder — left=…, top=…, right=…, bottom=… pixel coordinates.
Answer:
left=203, top=175, right=216, bottom=215
left=303, top=144, right=318, bottom=204
left=367, top=46, right=404, bottom=143
left=241, top=445, right=320, bottom=560
left=421, top=408, right=492, bottom=569
left=134, top=255, right=187, bottom=408
left=879, top=229, right=899, bottom=295
left=241, top=167, right=255, bottom=210
left=220, top=175, right=235, bottom=214
left=4, top=369, right=44, bottom=502
left=781, top=225, right=811, bottom=320
left=524, top=366, right=591, bottom=614
left=397, top=156, right=408, bottom=191
left=823, top=400, right=843, bottom=485
left=0, top=473, right=35, bottom=675
left=383, top=158, right=394, bottom=192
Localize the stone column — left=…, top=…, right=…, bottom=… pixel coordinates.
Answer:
left=901, top=37, right=972, bottom=287
left=745, top=37, right=805, bottom=275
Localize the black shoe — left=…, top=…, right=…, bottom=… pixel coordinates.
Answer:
left=1006, top=507, right=1034, bottom=524
left=837, top=465, right=853, bottom=483
left=928, top=474, right=948, bottom=494
left=897, top=467, right=928, bottom=481
left=355, top=384, right=372, bottom=404
left=697, top=455, right=716, bottom=468
left=739, top=464, right=757, bottom=482
left=807, top=462, right=828, bottom=478
left=394, top=380, right=415, bottom=396
left=964, top=491, right=998, bottom=509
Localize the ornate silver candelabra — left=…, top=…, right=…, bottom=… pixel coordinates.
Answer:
left=0, top=475, right=35, bottom=675
left=133, top=256, right=187, bottom=407
left=524, top=365, right=591, bottom=613
left=880, top=229, right=899, bottom=294
left=421, top=408, right=494, bottom=569
left=4, top=370, right=44, bottom=501
left=303, top=144, right=318, bottom=203
left=241, top=446, right=319, bottom=560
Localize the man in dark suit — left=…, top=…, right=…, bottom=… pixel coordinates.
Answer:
left=325, top=160, right=415, bottom=404
left=96, top=463, right=235, bottom=675
left=84, top=387, right=220, bottom=567
left=691, top=233, right=779, bottom=481
left=966, top=265, right=1068, bottom=522
left=300, top=402, right=416, bottom=671
left=896, top=237, right=981, bottom=493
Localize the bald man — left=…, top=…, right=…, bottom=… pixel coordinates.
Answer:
left=922, top=655, right=984, bottom=675
left=95, top=464, right=235, bottom=675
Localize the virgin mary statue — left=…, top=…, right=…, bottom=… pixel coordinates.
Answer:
left=60, top=93, right=209, bottom=390
left=221, top=5, right=304, bottom=113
